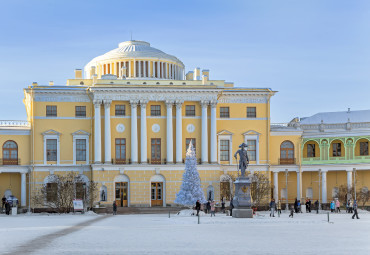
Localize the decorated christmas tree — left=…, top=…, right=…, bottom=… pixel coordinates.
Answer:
left=174, top=140, right=206, bottom=206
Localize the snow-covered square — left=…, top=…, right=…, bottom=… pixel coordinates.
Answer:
left=1, top=210, right=369, bottom=255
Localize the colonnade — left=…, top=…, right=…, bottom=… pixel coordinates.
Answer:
left=99, top=60, right=184, bottom=80
left=273, top=169, right=355, bottom=204
left=93, top=99, right=217, bottom=164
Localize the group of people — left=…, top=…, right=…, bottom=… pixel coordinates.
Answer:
left=195, top=200, right=217, bottom=217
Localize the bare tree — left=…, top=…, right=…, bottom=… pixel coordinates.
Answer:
left=32, top=172, right=98, bottom=213
left=250, top=172, right=271, bottom=208
left=335, top=185, right=355, bottom=203
left=358, top=188, right=370, bottom=209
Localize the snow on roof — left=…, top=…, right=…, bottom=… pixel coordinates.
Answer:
left=300, top=109, right=370, bottom=124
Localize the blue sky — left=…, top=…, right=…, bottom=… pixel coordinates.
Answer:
left=1, top=0, right=369, bottom=122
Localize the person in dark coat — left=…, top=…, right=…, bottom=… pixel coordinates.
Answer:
left=289, top=205, right=294, bottom=218
left=269, top=199, right=276, bottom=217
left=195, top=200, right=201, bottom=216
left=112, top=201, right=117, bottom=215
left=294, top=198, right=298, bottom=213
left=230, top=198, right=234, bottom=216
left=206, top=200, right=211, bottom=214
left=1, top=196, right=6, bottom=211
left=221, top=197, right=225, bottom=213
left=314, top=200, right=319, bottom=214
left=352, top=200, right=360, bottom=219
left=5, top=201, right=10, bottom=215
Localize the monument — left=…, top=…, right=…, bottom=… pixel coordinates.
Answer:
left=232, top=143, right=253, bottom=218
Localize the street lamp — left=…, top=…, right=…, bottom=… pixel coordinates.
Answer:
left=82, top=183, right=86, bottom=213
left=318, top=169, right=321, bottom=210
left=353, top=168, right=357, bottom=201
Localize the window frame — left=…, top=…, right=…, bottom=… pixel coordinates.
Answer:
left=247, top=139, right=257, bottom=161
left=150, top=105, right=161, bottom=116
left=307, top=143, right=316, bottom=158
left=220, top=107, right=230, bottom=118
left=46, top=105, right=57, bottom=117
left=360, top=141, right=369, bottom=156
left=2, top=140, right=18, bottom=165
left=332, top=142, right=342, bottom=157
left=75, top=106, right=86, bottom=118
left=185, top=105, right=196, bottom=117
left=247, top=107, right=257, bottom=118
left=115, top=138, right=126, bottom=164
left=76, top=139, right=86, bottom=161
left=115, top=105, right=126, bottom=116
left=46, top=139, right=57, bottom=162
left=220, top=140, right=230, bottom=161
left=151, top=138, right=161, bottom=164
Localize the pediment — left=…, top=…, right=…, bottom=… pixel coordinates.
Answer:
left=217, top=130, right=234, bottom=136
left=42, top=129, right=61, bottom=136
left=72, top=130, right=90, bottom=136
left=242, top=130, right=261, bottom=136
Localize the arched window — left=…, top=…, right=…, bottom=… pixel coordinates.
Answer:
left=280, top=141, right=294, bottom=164
left=3, top=141, right=18, bottom=165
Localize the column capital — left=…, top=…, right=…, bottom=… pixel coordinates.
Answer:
left=140, top=100, right=148, bottom=108
left=103, top=99, right=112, bottom=108
left=166, top=100, right=174, bottom=108
left=93, top=100, right=101, bottom=107
left=210, top=100, right=218, bottom=108
left=175, top=100, right=183, bottom=109
left=346, top=169, right=353, bottom=172
left=200, top=100, right=209, bottom=108
left=130, top=100, right=139, bottom=108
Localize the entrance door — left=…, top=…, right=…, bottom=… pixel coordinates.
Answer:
left=115, top=182, right=128, bottom=207
left=151, top=182, right=163, bottom=206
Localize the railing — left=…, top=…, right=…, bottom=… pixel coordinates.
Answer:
left=112, top=158, right=129, bottom=164
left=0, top=120, right=30, bottom=128
left=148, top=158, right=167, bottom=165
left=0, top=158, right=21, bottom=165
left=354, top=155, right=370, bottom=160
left=279, top=158, right=296, bottom=165
left=270, top=123, right=289, bottom=128
left=182, top=158, right=202, bottom=164
left=302, top=157, right=321, bottom=162
left=329, top=156, right=345, bottom=161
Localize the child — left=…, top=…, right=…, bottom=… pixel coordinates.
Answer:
left=210, top=200, right=216, bottom=217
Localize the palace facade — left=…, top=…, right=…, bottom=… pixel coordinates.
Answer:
left=0, top=40, right=369, bottom=209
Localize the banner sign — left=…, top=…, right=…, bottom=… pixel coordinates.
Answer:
left=73, top=199, right=84, bottom=211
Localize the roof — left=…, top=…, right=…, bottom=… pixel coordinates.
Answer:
left=85, top=40, right=184, bottom=68
left=300, top=110, right=370, bottom=124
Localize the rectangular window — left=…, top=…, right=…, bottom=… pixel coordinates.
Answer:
left=76, top=139, right=86, bottom=161
left=307, top=144, right=315, bottom=157
left=46, top=183, right=58, bottom=202
left=333, top=143, right=341, bottom=157
left=185, top=138, right=196, bottom=154
left=247, top=107, right=257, bottom=118
left=185, top=105, right=195, bottom=116
left=247, top=140, right=256, bottom=161
left=46, top=105, right=57, bottom=117
left=115, top=105, right=125, bottom=116
left=360, top=142, right=369, bottom=156
left=115, top=138, right=126, bottom=163
left=46, top=139, right=57, bottom=161
left=151, top=138, right=161, bottom=164
left=151, top=105, right=161, bottom=116
left=75, top=183, right=85, bottom=200
left=220, top=140, right=229, bottom=161
left=75, top=106, right=86, bottom=117
left=220, top=107, right=230, bottom=118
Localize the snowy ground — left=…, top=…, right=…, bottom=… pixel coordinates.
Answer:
left=1, top=210, right=370, bottom=255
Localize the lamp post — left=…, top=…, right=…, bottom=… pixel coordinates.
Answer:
left=285, top=169, right=289, bottom=210
left=82, top=183, right=86, bottom=213
left=318, top=169, right=321, bottom=210
left=353, top=168, right=357, bottom=201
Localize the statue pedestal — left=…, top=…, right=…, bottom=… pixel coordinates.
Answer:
left=232, top=176, right=253, bottom=218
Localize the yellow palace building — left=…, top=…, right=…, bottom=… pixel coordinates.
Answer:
left=0, top=40, right=369, bottom=210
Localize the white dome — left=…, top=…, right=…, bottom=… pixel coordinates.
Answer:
left=85, top=40, right=184, bottom=68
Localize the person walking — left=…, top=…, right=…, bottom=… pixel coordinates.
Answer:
left=269, top=199, right=276, bottom=217
left=112, top=201, right=117, bottom=215
left=221, top=197, right=225, bottom=213
left=289, top=205, right=294, bottom=218
left=314, top=200, right=319, bottom=214
left=1, top=196, right=6, bottom=212
left=297, top=200, right=302, bottom=213
left=230, top=198, right=234, bottom=216
left=277, top=200, right=282, bottom=215
left=5, top=201, right=10, bottom=215
left=348, top=200, right=353, bottom=214
left=195, top=200, right=201, bottom=216
left=294, top=198, right=298, bottom=213
left=210, top=200, right=216, bottom=217
left=330, top=200, right=335, bottom=213
left=352, top=200, right=360, bottom=219
left=336, top=199, right=341, bottom=213
left=206, top=200, right=211, bottom=214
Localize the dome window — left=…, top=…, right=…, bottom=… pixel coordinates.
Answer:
left=156, top=82, right=160, bottom=85
left=182, top=82, right=186, bottom=85
left=169, top=82, right=173, bottom=85
left=143, top=82, right=147, bottom=85
left=127, top=82, right=130, bottom=84
left=80, top=81, right=84, bottom=85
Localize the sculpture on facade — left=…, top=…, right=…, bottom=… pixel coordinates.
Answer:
left=234, top=143, right=249, bottom=177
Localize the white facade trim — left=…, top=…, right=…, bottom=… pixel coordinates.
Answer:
left=243, top=131, right=260, bottom=165
left=217, top=133, right=233, bottom=164
left=72, top=131, right=90, bottom=165
left=43, top=132, right=61, bottom=165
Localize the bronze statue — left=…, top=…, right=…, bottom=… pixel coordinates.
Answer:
left=234, top=143, right=249, bottom=177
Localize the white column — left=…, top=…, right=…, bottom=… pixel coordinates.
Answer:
left=144, top=61, right=147, bottom=77
left=133, top=60, right=136, bottom=78
left=104, top=100, right=111, bottom=163
left=130, top=100, right=138, bottom=163
left=101, top=64, right=104, bottom=76
left=94, top=100, right=101, bottom=163
left=119, top=61, right=122, bottom=78
left=138, top=61, right=142, bottom=78
left=140, top=100, right=148, bottom=164
left=210, top=101, right=217, bottom=163
left=175, top=101, right=183, bottom=163
left=166, top=101, right=174, bottom=163
left=347, top=169, right=353, bottom=190
left=21, top=172, right=26, bottom=207
left=322, top=170, right=327, bottom=203
left=296, top=170, right=300, bottom=199
left=273, top=171, right=278, bottom=202
left=201, top=101, right=209, bottom=163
